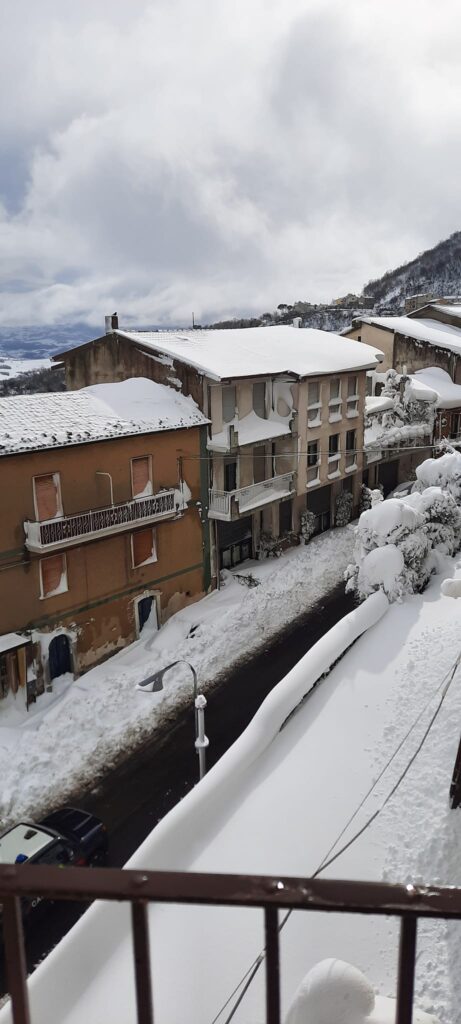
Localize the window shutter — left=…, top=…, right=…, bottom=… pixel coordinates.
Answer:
left=35, top=475, right=59, bottom=521
left=132, top=457, right=151, bottom=498
left=41, top=554, right=65, bottom=596
left=132, top=529, right=155, bottom=566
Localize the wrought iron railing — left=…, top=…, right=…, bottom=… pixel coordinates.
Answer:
left=24, top=490, right=177, bottom=551
left=0, top=865, right=460, bottom=1024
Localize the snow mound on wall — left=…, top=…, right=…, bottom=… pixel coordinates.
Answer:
left=285, top=958, right=375, bottom=1024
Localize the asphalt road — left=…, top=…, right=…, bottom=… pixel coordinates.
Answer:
left=3, top=581, right=356, bottom=986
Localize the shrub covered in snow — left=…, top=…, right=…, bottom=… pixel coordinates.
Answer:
left=359, top=484, right=383, bottom=515
left=345, top=480, right=461, bottom=602
left=335, top=490, right=353, bottom=526
left=414, top=448, right=461, bottom=503
left=299, top=509, right=316, bottom=544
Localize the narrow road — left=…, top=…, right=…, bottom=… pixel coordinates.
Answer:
left=11, top=582, right=356, bottom=981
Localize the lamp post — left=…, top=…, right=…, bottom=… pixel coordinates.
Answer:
left=136, top=660, right=209, bottom=780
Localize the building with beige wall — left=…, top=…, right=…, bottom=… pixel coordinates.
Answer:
left=0, top=378, right=210, bottom=706
left=55, top=321, right=382, bottom=572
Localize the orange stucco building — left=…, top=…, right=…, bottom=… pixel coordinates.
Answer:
left=0, top=379, right=210, bottom=705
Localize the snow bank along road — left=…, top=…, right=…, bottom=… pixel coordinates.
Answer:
left=0, top=526, right=355, bottom=825
left=9, top=557, right=461, bottom=1024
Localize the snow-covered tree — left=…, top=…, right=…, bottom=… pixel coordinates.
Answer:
left=345, top=480, right=461, bottom=602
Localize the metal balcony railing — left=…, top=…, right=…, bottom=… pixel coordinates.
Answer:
left=208, top=472, right=294, bottom=521
left=24, top=490, right=177, bottom=552
left=1, top=865, right=461, bottom=1024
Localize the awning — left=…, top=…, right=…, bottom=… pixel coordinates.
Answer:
left=0, top=633, right=31, bottom=656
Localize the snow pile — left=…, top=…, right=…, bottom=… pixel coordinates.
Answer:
left=415, top=448, right=461, bottom=502
left=285, top=959, right=375, bottom=1024
left=346, top=479, right=461, bottom=601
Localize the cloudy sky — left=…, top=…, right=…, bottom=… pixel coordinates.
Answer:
left=1, top=0, right=460, bottom=326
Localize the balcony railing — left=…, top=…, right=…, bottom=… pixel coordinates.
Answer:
left=24, top=489, right=178, bottom=552
left=208, top=472, right=294, bottom=521
left=1, top=864, right=461, bottom=1024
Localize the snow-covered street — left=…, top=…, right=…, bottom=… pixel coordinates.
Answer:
left=0, top=526, right=355, bottom=825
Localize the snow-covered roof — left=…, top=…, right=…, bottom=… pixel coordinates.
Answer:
left=349, top=315, right=461, bottom=355
left=429, top=303, right=461, bottom=319
left=0, top=633, right=31, bottom=655
left=0, top=378, right=208, bottom=457
left=115, top=326, right=382, bottom=380
left=408, top=367, right=461, bottom=409
left=365, top=395, right=394, bottom=415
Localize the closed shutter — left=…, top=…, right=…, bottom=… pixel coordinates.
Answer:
left=132, top=528, right=155, bottom=566
left=35, top=475, right=59, bottom=521
left=132, top=457, right=151, bottom=498
left=41, top=554, right=65, bottom=596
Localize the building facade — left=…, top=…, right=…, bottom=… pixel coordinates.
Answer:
left=55, top=320, right=381, bottom=574
left=0, top=380, right=209, bottom=704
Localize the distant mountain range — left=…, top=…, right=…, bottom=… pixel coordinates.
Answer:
left=1, top=230, right=461, bottom=361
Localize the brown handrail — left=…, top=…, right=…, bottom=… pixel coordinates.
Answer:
left=1, top=865, right=460, bottom=1024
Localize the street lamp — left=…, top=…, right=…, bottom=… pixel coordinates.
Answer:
left=136, top=660, right=209, bottom=780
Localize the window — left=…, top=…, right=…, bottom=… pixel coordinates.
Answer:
left=253, top=382, right=266, bottom=418
left=222, top=386, right=236, bottom=424
left=328, top=434, right=339, bottom=458
left=40, top=554, right=68, bottom=599
left=132, top=528, right=157, bottom=568
left=307, top=381, right=321, bottom=426
left=307, top=440, right=320, bottom=486
left=307, top=440, right=319, bottom=467
left=33, top=474, right=62, bottom=521
left=346, top=429, right=356, bottom=470
left=131, top=456, right=153, bottom=499
left=329, top=379, right=342, bottom=422
left=328, top=434, right=340, bottom=476
left=347, top=375, right=359, bottom=416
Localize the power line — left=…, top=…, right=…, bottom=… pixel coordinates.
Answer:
left=209, top=645, right=461, bottom=1024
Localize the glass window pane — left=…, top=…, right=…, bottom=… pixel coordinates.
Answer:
left=222, top=386, right=236, bottom=423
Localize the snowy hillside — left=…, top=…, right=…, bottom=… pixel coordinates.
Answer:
left=363, top=231, right=461, bottom=310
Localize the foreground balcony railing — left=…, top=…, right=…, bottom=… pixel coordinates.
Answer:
left=208, top=472, right=294, bottom=520
left=24, top=489, right=178, bottom=552
left=1, top=864, right=460, bottom=1024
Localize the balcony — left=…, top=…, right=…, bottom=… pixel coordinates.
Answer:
left=0, top=863, right=457, bottom=1024
left=24, top=489, right=179, bottom=552
left=208, top=472, right=294, bottom=521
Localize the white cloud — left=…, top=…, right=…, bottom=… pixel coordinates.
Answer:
left=0, top=0, right=460, bottom=325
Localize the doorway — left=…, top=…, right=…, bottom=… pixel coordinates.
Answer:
left=48, top=634, right=72, bottom=681
left=137, top=595, right=159, bottom=635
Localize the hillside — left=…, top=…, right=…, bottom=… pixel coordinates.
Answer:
left=363, top=230, right=461, bottom=309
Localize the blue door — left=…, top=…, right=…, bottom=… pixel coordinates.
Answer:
left=49, top=635, right=71, bottom=680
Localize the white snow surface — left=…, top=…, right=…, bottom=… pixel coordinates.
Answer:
left=408, top=367, right=461, bottom=409
left=0, top=377, right=208, bottom=455
left=116, top=326, right=382, bottom=380
left=0, top=527, right=356, bottom=825
left=7, top=559, right=461, bottom=1023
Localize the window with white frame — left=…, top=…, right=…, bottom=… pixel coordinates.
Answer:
left=132, top=528, right=157, bottom=568
left=347, top=375, right=359, bottom=417
left=33, top=473, right=63, bottom=522
left=40, top=553, right=68, bottom=599
left=329, top=378, right=342, bottom=421
left=131, top=456, right=153, bottom=499
left=307, top=439, right=320, bottom=486
left=345, top=429, right=357, bottom=470
left=307, top=381, right=321, bottom=426
left=328, top=433, right=340, bottom=475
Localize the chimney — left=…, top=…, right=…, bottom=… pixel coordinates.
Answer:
left=105, top=312, right=119, bottom=334
left=292, top=316, right=302, bottom=329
